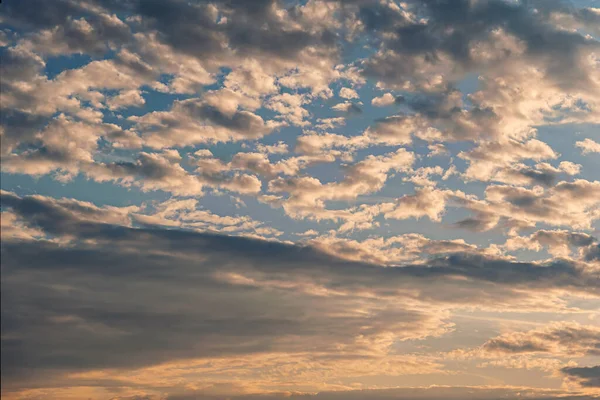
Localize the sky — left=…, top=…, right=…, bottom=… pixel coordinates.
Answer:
left=0, top=0, right=599, bottom=399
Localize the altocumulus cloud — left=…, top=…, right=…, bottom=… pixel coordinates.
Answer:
left=1, top=0, right=600, bottom=398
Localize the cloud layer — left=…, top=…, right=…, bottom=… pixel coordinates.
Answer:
left=1, top=0, right=599, bottom=398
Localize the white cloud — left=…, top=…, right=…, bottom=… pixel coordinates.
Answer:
left=339, top=86, right=359, bottom=99
left=371, top=93, right=396, bottom=106
left=576, top=138, right=600, bottom=155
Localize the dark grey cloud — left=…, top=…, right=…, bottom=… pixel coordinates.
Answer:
left=482, top=323, right=600, bottom=356
left=3, top=0, right=339, bottom=77
left=0, top=190, right=134, bottom=235
left=134, top=0, right=337, bottom=63
left=1, top=2, right=599, bottom=395
left=0, top=110, right=48, bottom=155
left=453, top=216, right=494, bottom=232
left=366, top=90, right=499, bottom=143
left=1, top=191, right=599, bottom=390
left=452, top=180, right=600, bottom=232
left=183, top=103, right=267, bottom=133
left=96, top=153, right=184, bottom=181
left=490, top=162, right=581, bottom=187
left=584, top=244, right=600, bottom=263
left=360, top=0, right=597, bottom=90
left=131, top=98, right=275, bottom=147
left=483, top=339, right=549, bottom=353
left=562, top=366, right=600, bottom=388
left=514, top=168, right=558, bottom=187
left=2, top=0, right=131, bottom=56
left=1, top=0, right=86, bottom=29
left=0, top=46, right=44, bottom=82
left=135, top=0, right=228, bottom=57
left=31, top=14, right=131, bottom=56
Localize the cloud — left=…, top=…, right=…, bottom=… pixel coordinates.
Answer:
left=454, top=180, right=600, bottom=232
left=0, top=190, right=138, bottom=236
left=1, top=1, right=600, bottom=398
left=504, top=230, right=596, bottom=258
left=131, top=98, right=281, bottom=148
left=339, top=87, right=359, bottom=99
left=371, top=93, right=396, bottom=107
left=268, top=148, right=414, bottom=220
left=295, top=131, right=369, bottom=156
left=460, top=139, right=558, bottom=182
left=265, top=92, right=310, bottom=126
left=255, top=141, right=289, bottom=155
left=481, top=323, right=600, bottom=357
left=22, top=12, right=131, bottom=56
left=562, top=366, right=600, bottom=388
left=166, top=386, right=600, bottom=400
left=1, top=191, right=599, bottom=397
left=359, top=0, right=599, bottom=95
left=132, top=198, right=282, bottom=240
left=491, top=162, right=581, bottom=187
left=106, top=89, right=146, bottom=110
left=85, top=150, right=262, bottom=196
left=384, top=187, right=450, bottom=222
left=1, top=114, right=123, bottom=179
left=308, top=232, right=500, bottom=266
left=576, top=138, right=600, bottom=155
left=332, top=101, right=362, bottom=114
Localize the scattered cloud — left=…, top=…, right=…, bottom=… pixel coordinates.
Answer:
left=1, top=1, right=599, bottom=398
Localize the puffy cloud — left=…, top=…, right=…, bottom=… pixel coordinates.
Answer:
left=384, top=187, right=450, bottom=222
left=132, top=198, right=282, bottom=240
left=295, top=131, right=369, bottom=156
left=362, top=89, right=502, bottom=146
left=265, top=92, right=310, bottom=126
left=455, top=180, right=600, bottom=232
left=133, top=0, right=339, bottom=72
left=309, top=232, right=501, bottom=266
left=428, top=143, right=448, bottom=157
left=491, top=162, right=581, bottom=187
left=255, top=141, right=289, bottom=155
left=371, top=93, right=397, bottom=107
left=314, top=117, right=346, bottom=130
left=86, top=150, right=262, bottom=196
left=354, top=0, right=600, bottom=166
left=131, top=98, right=281, bottom=148
left=106, top=89, right=146, bottom=110
left=359, top=0, right=600, bottom=97
left=504, top=230, right=596, bottom=258
left=1, top=114, right=124, bottom=179
left=3, top=48, right=158, bottom=118
left=339, top=87, right=359, bottom=99
left=331, top=101, right=362, bottom=114
left=223, top=60, right=279, bottom=97
left=460, top=139, right=558, bottom=182
left=187, top=148, right=336, bottom=182
left=576, top=138, right=600, bottom=155
left=269, top=148, right=414, bottom=219
left=21, top=13, right=131, bottom=56
left=2, top=1, right=600, bottom=398
left=402, top=166, right=446, bottom=187
left=230, top=152, right=334, bottom=178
